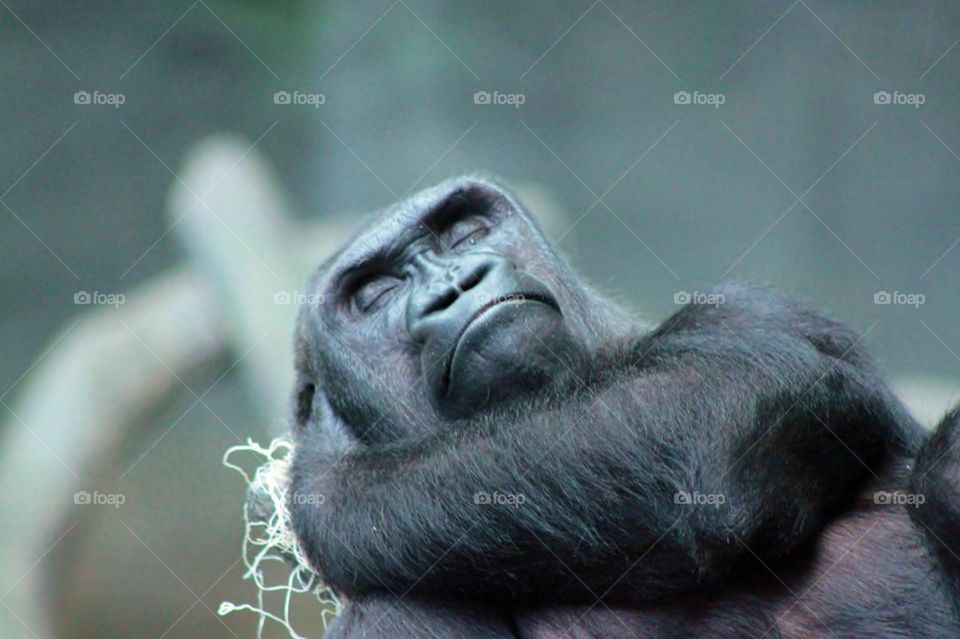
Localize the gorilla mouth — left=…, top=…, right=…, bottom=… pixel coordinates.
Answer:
left=440, top=291, right=560, bottom=399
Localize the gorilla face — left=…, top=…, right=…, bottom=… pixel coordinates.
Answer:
left=296, top=178, right=605, bottom=442
left=406, top=248, right=567, bottom=415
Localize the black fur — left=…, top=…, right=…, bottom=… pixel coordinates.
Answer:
left=286, top=176, right=958, bottom=637
left=911, top=407, right=960, bottom=617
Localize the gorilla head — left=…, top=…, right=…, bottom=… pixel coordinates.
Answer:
left=294, top=176, right=633, bottom=443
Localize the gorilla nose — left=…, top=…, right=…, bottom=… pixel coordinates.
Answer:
left=406, top=252, right=506, bottom=342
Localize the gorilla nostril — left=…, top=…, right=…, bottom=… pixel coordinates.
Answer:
left=421, top=262, right=492, bottom=318
left=459, top=263, right=490, bottom=293
left=424, top=288, right=459, bottom=316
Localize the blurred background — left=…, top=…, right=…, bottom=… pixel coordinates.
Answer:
left=1, top=2, right=959, bottom=637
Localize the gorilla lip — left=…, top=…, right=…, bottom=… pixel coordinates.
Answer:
left=440, top=291, right=560, bottom=398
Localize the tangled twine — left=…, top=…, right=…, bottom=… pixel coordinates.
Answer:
left=219, top=437, right=341, bottom=637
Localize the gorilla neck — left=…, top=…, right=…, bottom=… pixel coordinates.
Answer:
left=438, top=342, right=639, bottom=441
left=332, top=332, right=641, bottom=448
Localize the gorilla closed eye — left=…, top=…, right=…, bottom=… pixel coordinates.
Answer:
left=445, top=218, right=488, bottom=250
left=422, top=184, right=501, bottom=237
left=352, top=276, right=400, bottom=313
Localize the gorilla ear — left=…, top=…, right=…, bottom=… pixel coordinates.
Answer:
left=294, top=380, right=316, bottom=426
left=307, top=388, right=363, bottom=455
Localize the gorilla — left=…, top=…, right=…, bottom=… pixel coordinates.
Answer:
left=286, top=176, right=960, bottom=637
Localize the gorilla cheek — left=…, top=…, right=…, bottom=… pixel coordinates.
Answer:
left=430, top=302, right=575, bottom=415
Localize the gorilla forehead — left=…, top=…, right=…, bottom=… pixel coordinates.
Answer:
left=308, top=175, right=530, bottom=294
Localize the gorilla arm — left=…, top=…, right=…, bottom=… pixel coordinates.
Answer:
left=290, top=289, right=918, bottom=605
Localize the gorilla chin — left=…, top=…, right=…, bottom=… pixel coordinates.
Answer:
left=440, top=292, right=570, bottom=416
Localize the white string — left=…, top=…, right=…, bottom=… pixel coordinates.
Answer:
left=219, top=437, right=342, bottom=637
